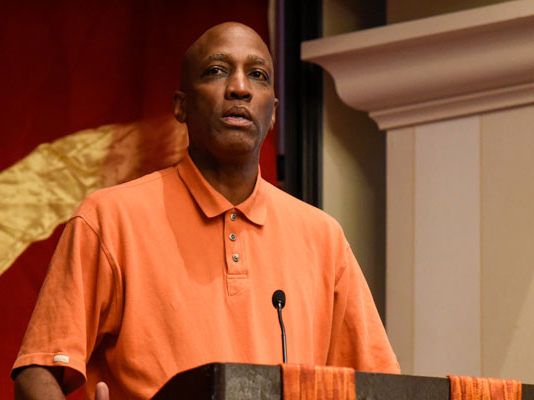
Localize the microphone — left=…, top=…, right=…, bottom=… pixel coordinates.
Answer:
left=272, top=290, right=287, bottom=363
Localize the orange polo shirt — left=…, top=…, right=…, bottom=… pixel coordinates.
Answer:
left=13, top=152, right=399, bottom=399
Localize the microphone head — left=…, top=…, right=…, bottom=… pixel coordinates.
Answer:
left=272, top=290, right=286, bottom=309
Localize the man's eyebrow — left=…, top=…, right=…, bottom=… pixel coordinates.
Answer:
left=206, top=53, right=231, bottom=63
left=246, top=55, right=270, bottom=67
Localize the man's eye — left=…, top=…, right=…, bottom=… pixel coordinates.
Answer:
left=206, top=67, right=225, bottom=76
left=250, top=70, right=268, bottom=81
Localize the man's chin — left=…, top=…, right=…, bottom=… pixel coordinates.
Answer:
left=215, top=131, right=263, bottom=154
left=189, top=128, right=265, bottom=163
left=210, top=139, right=263, bottom=163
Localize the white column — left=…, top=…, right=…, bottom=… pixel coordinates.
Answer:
left=413, top=117, right=481, bottom=376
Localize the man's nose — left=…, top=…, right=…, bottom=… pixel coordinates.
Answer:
left=225, top=71, right=252, bottom=101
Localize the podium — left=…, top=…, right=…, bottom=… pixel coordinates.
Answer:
left=152, top=362, right=534, bottom=399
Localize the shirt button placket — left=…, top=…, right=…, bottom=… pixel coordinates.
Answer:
left=225, top=209, right=246, bottom=295
left=227, top=210, right=241, bottom=271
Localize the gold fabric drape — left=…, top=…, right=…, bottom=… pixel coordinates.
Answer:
left=0, top=116, right=187, bottom=276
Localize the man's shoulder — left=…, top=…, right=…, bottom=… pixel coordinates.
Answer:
left=74, top=167, right=178, bottom=218
left=262, top=179, right=343, bottom=232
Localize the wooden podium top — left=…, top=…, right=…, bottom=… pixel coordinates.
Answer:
left=152, top=362, right=534, bottom=399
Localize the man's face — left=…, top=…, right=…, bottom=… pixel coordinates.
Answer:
left=175, top=24, right=278, bottom=163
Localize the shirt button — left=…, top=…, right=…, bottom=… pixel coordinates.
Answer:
left=230, top=213, right=237, bottom=221
left=232, top=254, right=240, bottom=262
left=229, top=233, right=236, bottom=241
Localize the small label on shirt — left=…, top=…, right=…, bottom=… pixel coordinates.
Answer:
left=53, top=354, right=69, bottom=364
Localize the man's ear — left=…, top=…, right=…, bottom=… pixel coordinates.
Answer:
left=174, top=91, right=187, bottom=123
left=269, top=98, right=279, bottom=131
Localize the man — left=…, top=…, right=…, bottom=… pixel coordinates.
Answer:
left=12, top=22, right=399, bottom=399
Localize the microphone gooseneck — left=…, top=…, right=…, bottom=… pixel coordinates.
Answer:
left=272, top=290, right=287, bottom=363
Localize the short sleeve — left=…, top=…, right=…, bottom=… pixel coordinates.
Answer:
left=11, top=216, right=121, bottom=394
left=327, top=244, right=400, bottom=374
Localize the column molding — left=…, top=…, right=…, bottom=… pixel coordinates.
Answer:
left=301, top=0, right=534, bottom=129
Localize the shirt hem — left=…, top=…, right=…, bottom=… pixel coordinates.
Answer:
left=12, top=352, right=87, bottom=393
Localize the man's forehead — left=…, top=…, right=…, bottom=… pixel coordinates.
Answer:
left=203, top=52, right=272, bottom=68
left=197, top=28, right=271, bottom=60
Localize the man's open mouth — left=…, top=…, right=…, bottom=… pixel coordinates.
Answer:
left=221, top=107, right=253, bottom=126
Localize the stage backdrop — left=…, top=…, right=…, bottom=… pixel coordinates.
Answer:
left=0, top=1, right=275, bottom=398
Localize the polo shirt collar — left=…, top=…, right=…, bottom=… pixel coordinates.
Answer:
left=177, top=152, right=267, bottom=226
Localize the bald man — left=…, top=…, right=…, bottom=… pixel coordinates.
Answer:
left=12, top=23, right=399, bottom=400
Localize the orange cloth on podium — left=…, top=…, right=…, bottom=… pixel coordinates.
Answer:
left=282, top=364, right=356, bottom=400
left=449, top=375, right=521, bottom=400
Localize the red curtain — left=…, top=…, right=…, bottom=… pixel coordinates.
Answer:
left=0, top=1, right=274, bottom=398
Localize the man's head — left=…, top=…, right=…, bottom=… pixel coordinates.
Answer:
left=174, top=22, right=278, bottom=166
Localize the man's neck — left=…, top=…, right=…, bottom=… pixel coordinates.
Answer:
left=188, top=148, right=259, bottom=206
